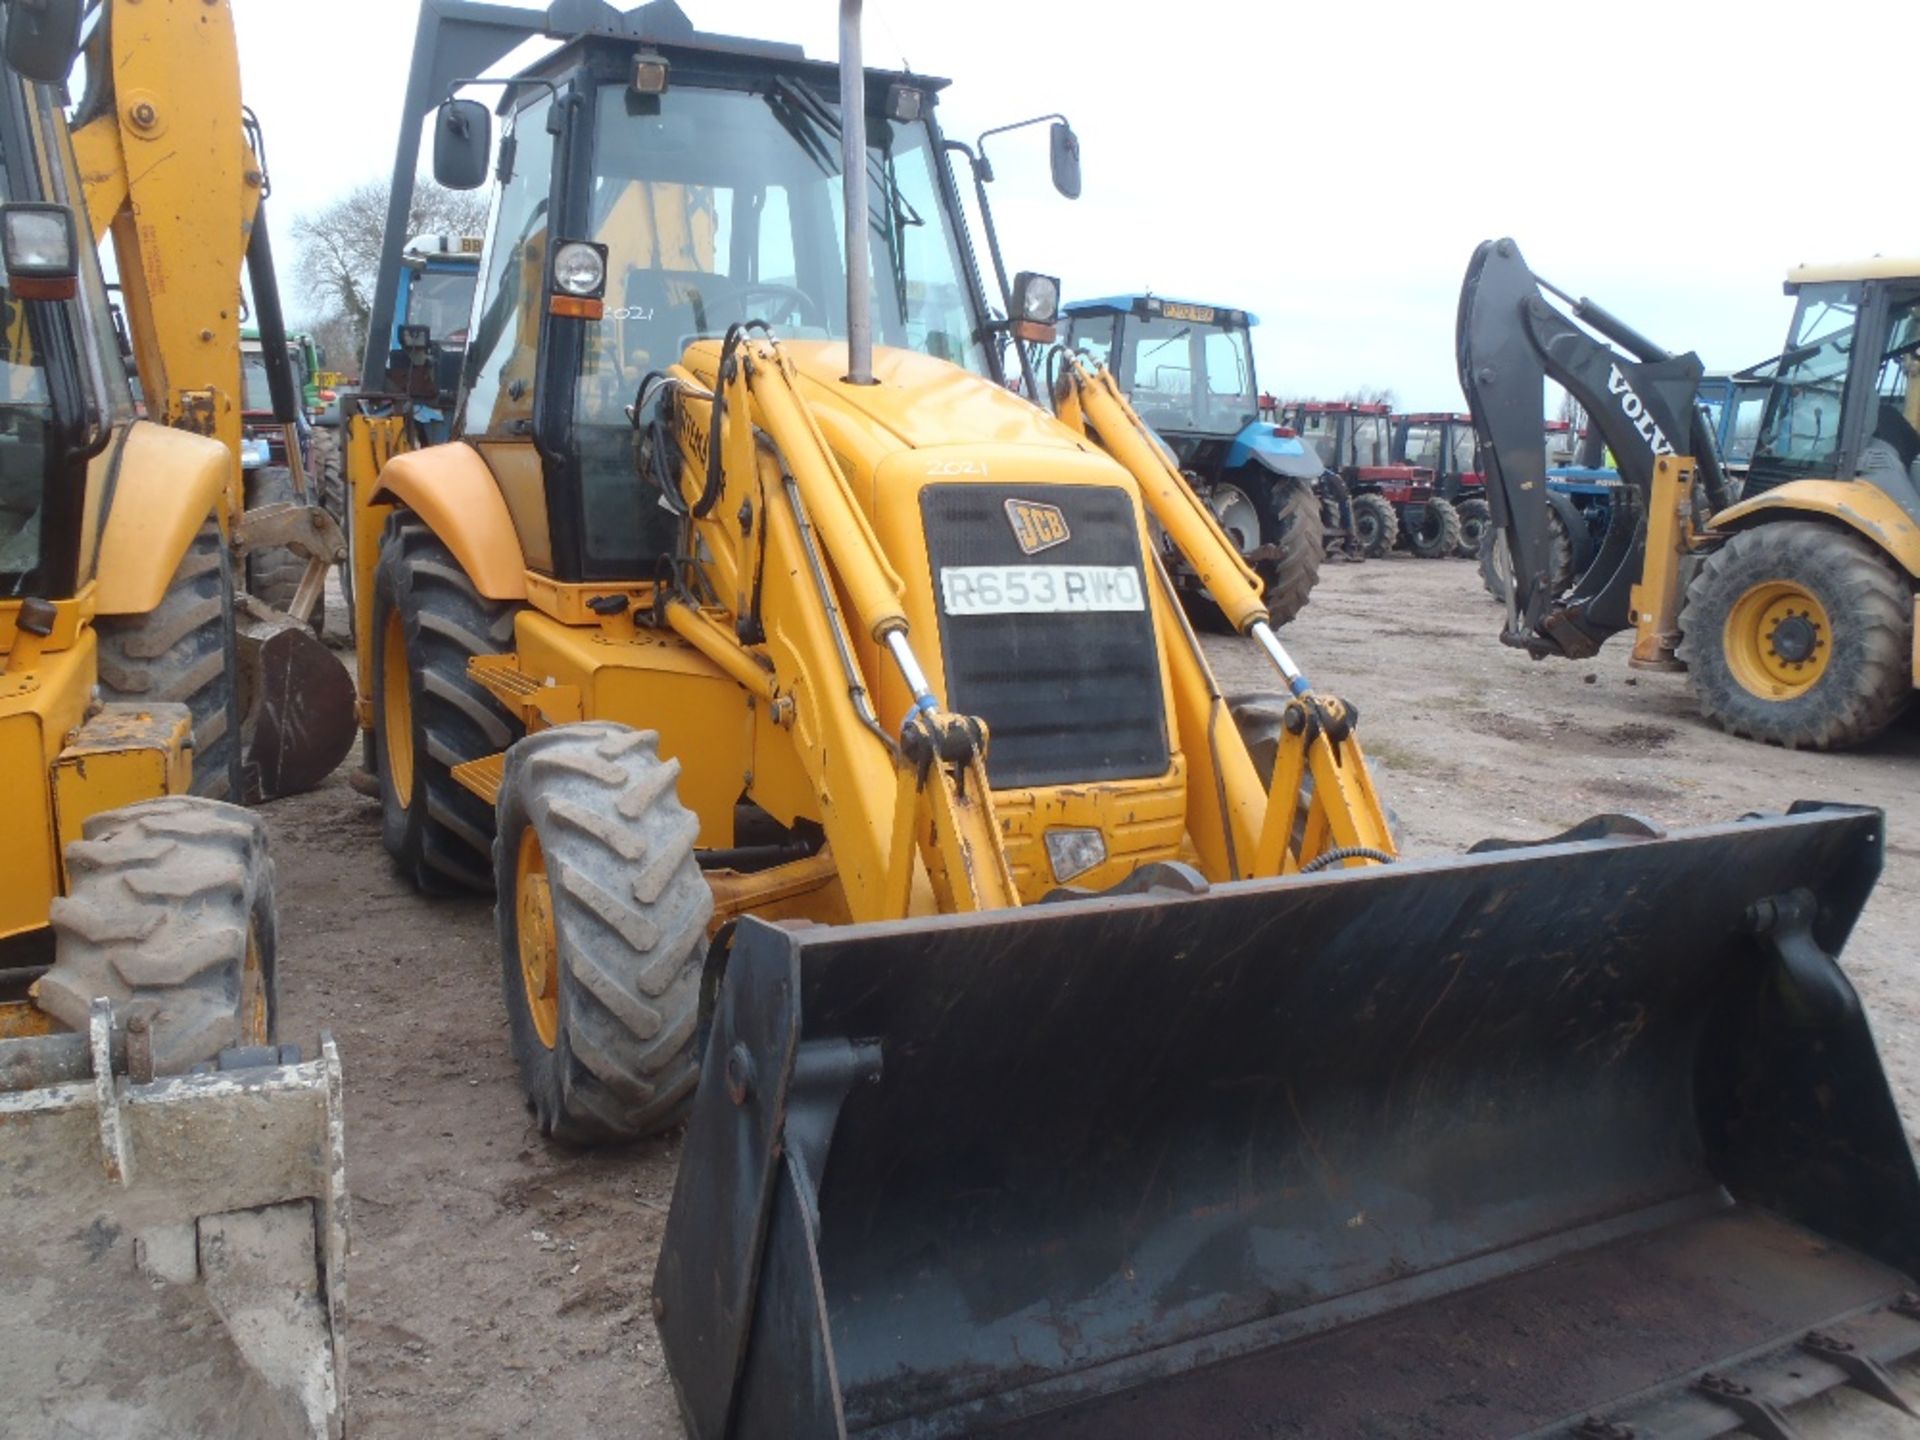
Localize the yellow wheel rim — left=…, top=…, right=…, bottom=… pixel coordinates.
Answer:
left=1724, top=580, right=1831, bottom=699
left=515, top=827, right=560, bottom=1050
left=242, top=925, right=268, bottom=1046
left=382, top=608, right=415, bottom=805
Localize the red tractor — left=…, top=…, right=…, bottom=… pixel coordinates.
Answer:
left=1393, top=411, right=1487, bottom=557
left=1281, top=401, right=1458, bottom=558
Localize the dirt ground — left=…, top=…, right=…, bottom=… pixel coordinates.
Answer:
left=270, top=555, right=1920, bottom=1438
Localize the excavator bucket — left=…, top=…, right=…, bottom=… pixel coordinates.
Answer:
left=0, top=1007, right=349, bottom=1439
left=236, top=601, right=358, bottom=803
left=655, top=803, right=1920, bottom=1438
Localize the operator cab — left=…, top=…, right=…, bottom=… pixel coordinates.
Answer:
left=1394, top=411, right=1478, bottom=484
left=1744, top=261, right=1920, bottom=507
left=437, top=13, right=1000, bottom=581
left=1062, top=295, right=1259, bottom=466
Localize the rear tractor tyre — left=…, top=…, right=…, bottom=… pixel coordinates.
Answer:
left=373, top=517, right=520, bottom=894
left=1454, top=497, right=1491, bottom=558
left=1678, top=521, right=1913, bottom=750
left=1349, top=493, right=1398, bottom=559
left=494, top=722, right=714, bottom=1145
left=1257, top=475, right=1324, bottom=627
left=1403, top=496, right=1463, bottom=560
left=1478, top=508, right=1575, bottom=604
left=95, top=520, right=243, bottom=801
left=37, top=797, right=276, bottom=1074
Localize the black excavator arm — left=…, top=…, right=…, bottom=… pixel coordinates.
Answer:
left=1456, top=238, right=1730, bottom=659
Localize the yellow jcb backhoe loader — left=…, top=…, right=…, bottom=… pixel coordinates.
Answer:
left=70, top=0, right=356, bottom=800
left=0, top=6, right=348, bottom=1436
left=1459, top=237, right=1920, bottom=750
left=348, top=3, right=1920, bottom=1435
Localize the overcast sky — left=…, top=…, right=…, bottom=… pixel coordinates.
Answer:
left=234, top=0, right=1909, bottom=410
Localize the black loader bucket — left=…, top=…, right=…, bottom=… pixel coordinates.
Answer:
left=654, top=803, right=1920, bottom=1438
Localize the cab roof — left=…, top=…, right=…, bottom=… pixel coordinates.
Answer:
left=1063, top=296, right=1260, bottom=327
left=1785, top=255, right=1920, bottom=288
left=1398, top=411, right=1470, bottom=425
left=523, top=1, right=950, bottom=103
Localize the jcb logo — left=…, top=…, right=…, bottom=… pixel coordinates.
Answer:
left=1005, top=499, right=1071, bottom=555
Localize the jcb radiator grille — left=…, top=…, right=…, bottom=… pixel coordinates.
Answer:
left=921, top=483, right=1170, bottom=790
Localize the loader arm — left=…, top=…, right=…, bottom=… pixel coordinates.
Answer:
left=1052, top=352, right=1396, bottom=869
left=1456, top=237, right=1723, bottom=659
left=662, top=330, right=1020, bottom=919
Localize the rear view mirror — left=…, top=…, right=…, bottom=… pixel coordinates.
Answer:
left=3, top=0, right=83, bottom=85
left=1049, top=121, right=1082, bottom=200
left=433, top=99, right=492, bottom=191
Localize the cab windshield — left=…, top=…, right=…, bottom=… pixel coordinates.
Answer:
left=576, top=83, right=984, bottom=424
left=1401, top=422, right=1444, bottom=471
left=402, top=267, right=477, bottom=345
left=1117, top=317, right=1256, bottom=437
left=1748, top=282, right=1915, bottom=484
left=1450, top=423, right=1477, bottom=476
left=1350, top=413, right=1391, bottom=466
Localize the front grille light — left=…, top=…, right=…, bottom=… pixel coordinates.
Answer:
left=1045, top=827, right=1107, bottom=884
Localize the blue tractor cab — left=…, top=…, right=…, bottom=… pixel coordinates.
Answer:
left=385, top=234, right=483, bottom=443
left=1062, top=294, right=1334, bottom=626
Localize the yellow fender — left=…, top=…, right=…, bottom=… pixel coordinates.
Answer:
left=370, top=444, right=528, bottom=600
left=1713, top=479, right=1920, bottom=579
left=95, top=422, right=228, bottom=616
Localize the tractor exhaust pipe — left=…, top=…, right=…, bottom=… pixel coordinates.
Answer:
left=839, top=0, right=873, bottom=385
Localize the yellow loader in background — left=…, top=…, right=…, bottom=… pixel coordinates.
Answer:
left=1459, top=237, right=1920, bottom=750
left=0, top=6, right=346, bottom=1436
left=347, top=2, right=1920, bottom=1435
left=72, top=0, right=356, bottom=801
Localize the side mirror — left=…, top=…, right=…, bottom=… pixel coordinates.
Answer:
left=3, top=0, right=83, bottom=86
left=0, top=202, right=78, bottom=300
left=1049, top=121, right=1082, bottom=200
left=433, top=99, right=492, bottom=191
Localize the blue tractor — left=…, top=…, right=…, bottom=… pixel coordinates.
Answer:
left=1062, top=295, right=1334, bottom=626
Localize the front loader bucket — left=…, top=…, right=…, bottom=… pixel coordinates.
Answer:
left=0, top=1008, right=349, bottom=1439
left=655, top=803, right=1920, bottom=1439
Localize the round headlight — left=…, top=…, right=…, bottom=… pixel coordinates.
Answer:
left=553, top=242, right=606, bottom=297
left=1020, top=274, right=1059, bottom=322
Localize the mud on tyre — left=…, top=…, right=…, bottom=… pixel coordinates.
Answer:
left=494, top=723, right=713, bottom=1145
left=373, top=516, right=520, bottom=893
left=37, top=797, right=276, bottom=1073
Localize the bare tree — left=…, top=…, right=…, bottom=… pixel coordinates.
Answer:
left=291, top=178, right=489, bottom=369
left=1341, top=385, right=1397, bottom=408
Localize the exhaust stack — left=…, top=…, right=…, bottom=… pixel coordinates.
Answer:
left=838, top=0, right=872, bottom=384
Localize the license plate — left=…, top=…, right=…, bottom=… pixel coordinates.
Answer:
left=939, top=565, right=1146, bottom=616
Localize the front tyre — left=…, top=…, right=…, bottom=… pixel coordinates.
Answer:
left=1454, top=497, right=1491, bottom=557
left=38, top=798, right=276, bottom=1073
left=1403, top=497, right=1463, bottom=560
left=1679, top=521, right=1913, bottom=750
left=1350, top=492, right=1398, bottom=558
left=494, top=723, right=714, bottom=1145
